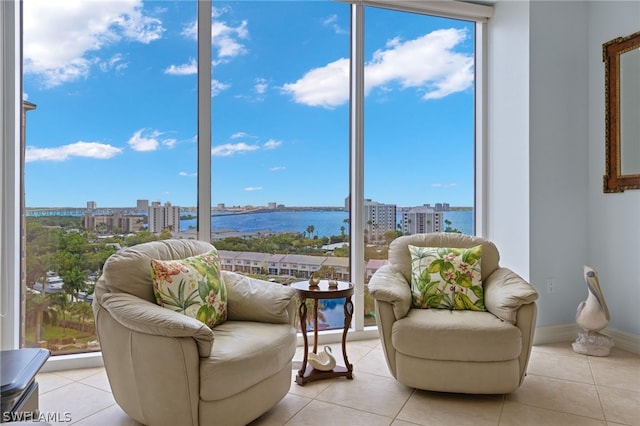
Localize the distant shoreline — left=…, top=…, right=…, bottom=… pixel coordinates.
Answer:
left=195, top=205, right=473, bottom=218
left=26, top=205, right=473, bottom=218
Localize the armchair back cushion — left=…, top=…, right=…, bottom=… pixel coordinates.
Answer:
left=222, top=271, right=296, bottom=324
left=95, top=239, right=215, bottom=303
left=389, top=233, right=500, bottom=284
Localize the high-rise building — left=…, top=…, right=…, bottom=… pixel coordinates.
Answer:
left=364, top=199, right=396, bottom=243
left=84, top=211, right=145, bottom=234
left=148, top=202, right=181, bottom=233
left=402, top=206, right=442, bottom=235
left=136, top=199, right=149, bottom=211
left=87, top=201, right=96, bottom=210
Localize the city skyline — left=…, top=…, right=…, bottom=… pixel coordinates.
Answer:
left=25, top=197, right=470, bottom=210
left=23, top=1, right=475, bottom=208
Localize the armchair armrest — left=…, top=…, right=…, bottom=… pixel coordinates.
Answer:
left=222, top=271, right=297, bottom=324
left=367, top=265, right=412, bottom=320
left=484, top=267, right=538, bottom=323
left=100, top=292, right=214, bottom=357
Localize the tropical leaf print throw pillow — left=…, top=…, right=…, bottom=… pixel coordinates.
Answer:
left=409, top=244, right=485, bottom=311
left=151, top=249, right=227, bottom=327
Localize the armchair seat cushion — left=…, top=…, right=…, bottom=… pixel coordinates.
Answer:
left=199, top=321, right=296, bottom=401
left=392, top=309, right=522, bottom=362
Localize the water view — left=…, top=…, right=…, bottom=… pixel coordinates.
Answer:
left=180, top=209, right=474, bottom=237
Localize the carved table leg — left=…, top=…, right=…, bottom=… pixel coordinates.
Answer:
left=312, top=299, right=319, bottom=354
left=296, top=297, right=308, bottom=384
left=342, top=295, right=354, bottom=378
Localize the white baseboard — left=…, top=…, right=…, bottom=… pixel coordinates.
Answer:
left=602, top=328, right=640, bottom=354
left=534, top=324, right=640, bottom=355
left=40, top=351, right=104, bottom=373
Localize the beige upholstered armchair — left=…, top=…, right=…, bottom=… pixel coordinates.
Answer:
left=368, top=233, right=538, bottom=394
left=92, top=239, right=297, bottom=426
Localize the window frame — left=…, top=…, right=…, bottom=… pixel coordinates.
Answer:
left=1, top=0, right=22, bottom=352
left=2, top=0, right=491, bottom=368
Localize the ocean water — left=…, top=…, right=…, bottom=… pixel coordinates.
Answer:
left=180, top=209, right=474, bottom=237
left=181, top=209, right=473, bottom=329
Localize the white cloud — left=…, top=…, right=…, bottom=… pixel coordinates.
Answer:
left=26, top=141, right=122, bottom=162
left=255, top=78, right=268, bottom=95
left=212, top=20, right=248, bottom=60
left=162, top=138, right=177, bottom=148
left=211, top=136, right=282, bottom=157
left=212, top=79, right=230, bottom=97
left=99, top=54, right=128, bottom=73
left=367, top=29, right=473, bottom=100
left=323, top=14, right=347, bottom=35
left=23, top=0, right=164, bottom=87
left=244, top=186, right=263, bottom=192
left=181, top=20, right=197, bottom=40
left=283, top=28, right=472, bottom=108
left=176, top=8, right=245, bottom=96
left=281, top=58, right=350, bottom=108
left=269, top=166, right=286, bottom=172
left=165, top=58, right=197, bottom=75
left=128, top=129, right=162, bottom=152
left=231, top=132, right=251, bottom=139
left=183, top=8, right=248, bottom=65
left=211, top=142, right=260, bottom=157
left=179, top=171, right=197, bottom=177
left=263, top=139, right=282, bottom=149
left=432, top=183, right=458, bottom=188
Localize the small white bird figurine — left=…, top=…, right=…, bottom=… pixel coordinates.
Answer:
left=573, top=265, right=613, bottom=356
left=308, top=346, right=336, bottom=371
left=308, top=272, right=320, bottom=288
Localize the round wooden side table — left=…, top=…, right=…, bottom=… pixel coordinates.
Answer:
left=291, top=280, right=354, bottom=385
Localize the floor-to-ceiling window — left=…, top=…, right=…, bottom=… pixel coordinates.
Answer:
left=209, top=1, right=350, bottom=332
left=21, top=0, right=198, bottom=355
left=8, top=0, right=491, bottom=361
left=362, top=6, right=477, bottom=326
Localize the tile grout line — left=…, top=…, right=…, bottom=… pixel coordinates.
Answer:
left=587, top=354, right=610, bottom=424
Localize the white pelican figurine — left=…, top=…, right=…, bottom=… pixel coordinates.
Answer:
left=572, top=265, right=614, bottom=356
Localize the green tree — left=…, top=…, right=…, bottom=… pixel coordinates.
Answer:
left=70, top=302, right=94, bottom=333
left=26, top=253, right=50, bottom=287
left=62, top=266, right=87, bottom=302
left=83, top=244, right=117, bottom=274
left=125, top=230, right=160, bottom=246
left=48, top=292, right=70, bottom=332
left=444, top=219, right=462, bottom=233
left=384, top=229, right=401, bottom=245
left=306, top=225, right=315, bottom=239
left=25, top=293, right=53, bottom=343
left=159, top=229, right=173, bottom=239
left=333, top=245, right=349, bottom=257
left=316, top=265, right=337, bottom=279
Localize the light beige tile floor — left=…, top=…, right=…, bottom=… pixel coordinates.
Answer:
left=35, top=340, right=640, bottom=426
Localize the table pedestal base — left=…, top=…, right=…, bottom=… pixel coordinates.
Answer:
left=295, top=364, right=353, bottom=386
left=292, top=280, right=354, bottom=387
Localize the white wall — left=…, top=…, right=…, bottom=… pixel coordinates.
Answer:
left=587, top=1, right=640, bottom=335
left=489, top=0, right=639, bottom=337
left=529, top=1, right=590, bottom=327
left=486, top=1, right=531, bottom=280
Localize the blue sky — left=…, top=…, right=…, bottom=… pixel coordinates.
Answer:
left=23, top=0, right=475, bottom=209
